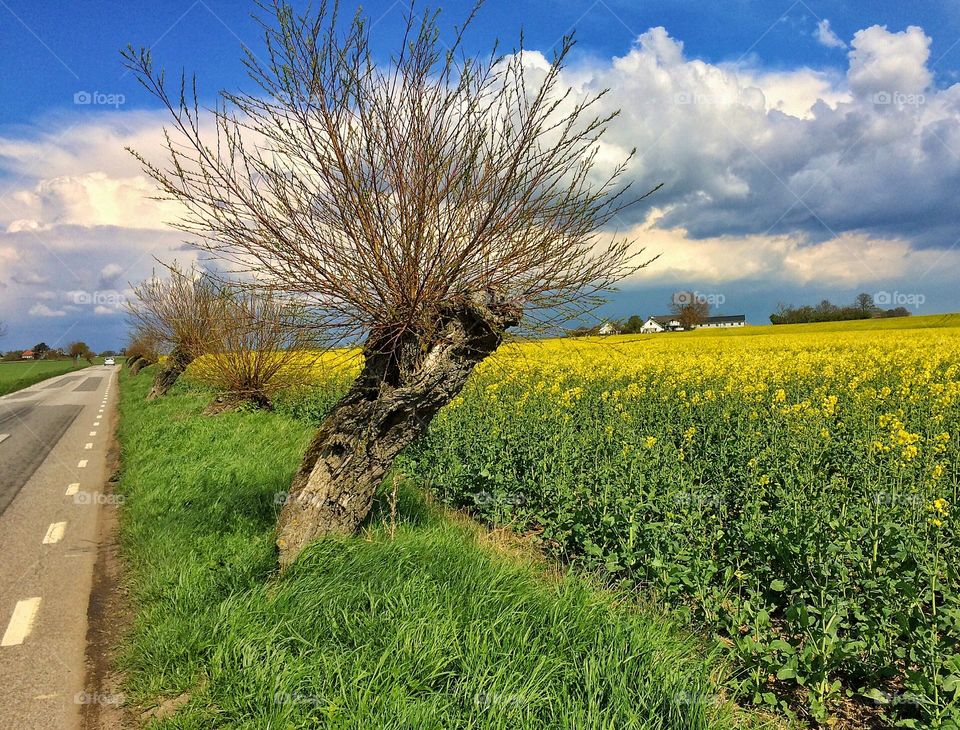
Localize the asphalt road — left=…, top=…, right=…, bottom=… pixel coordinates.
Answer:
left=0, top=365, right=117, bottom=729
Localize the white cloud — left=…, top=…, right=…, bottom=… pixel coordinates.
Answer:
left=848, top=25, right=932, bottom=98
left=0, top=21, right=956, bottom=339
left=816, top=19, right=847, bottom=50
left=623, top=210, right=959, bottom=288
left=28, top=303, right=67, bottom=317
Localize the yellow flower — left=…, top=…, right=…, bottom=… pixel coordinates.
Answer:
left=643, top=436, right=657, bottom=448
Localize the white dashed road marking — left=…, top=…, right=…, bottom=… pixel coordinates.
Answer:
left=89, top=432, right=97, bottom=436
left=0, top=434, right=9, bottom=444
left=1, top=598, right=42, bottom=647
left=65, top=483, right=80, bottom=496
left=42, top=522, right=67, bottom=545
left=84, top=443, right=93, bottom=450
left=77, top=460, right=87, bottom=468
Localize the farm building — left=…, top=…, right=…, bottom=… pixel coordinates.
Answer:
left=598, top=322, right=619, bottom=335
left=20, top=349, right=34, bottom=359
left=640, top=314, right=747, bottom=333
left=697, top=315, right=747, bottom=328
left=640, top=316, right=683, bottom=333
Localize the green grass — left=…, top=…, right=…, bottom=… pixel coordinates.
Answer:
left=0, top=359, right=91, bottom=396
left=115, top=369, right=766, bottom=729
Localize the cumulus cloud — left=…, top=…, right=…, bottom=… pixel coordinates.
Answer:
left=848, top=25, right=932, bottom=98
left=816, top=20, right=847, bottom=50
left=28, top=303, right=67, bottom=317
left=553, top=24, right=959, bottom=249
left=98, top=263, right=124, bottom=287
left=0, top=21, right=956, bottom=345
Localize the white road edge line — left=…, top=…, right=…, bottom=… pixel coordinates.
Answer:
left=89, top=431, right=97, bottom=436
left=65, top=483, right=80, bottom=496
left=1, top=597, right=42, bottom=647
left=84, top=443, right=93, bottom=450
left=93, top=422, right=100, bottom=427
left=42, top=522, right=67, bottom=545
left=78, top=460, right=87, bottom=468
left=0, top=434, right=8, bottom=444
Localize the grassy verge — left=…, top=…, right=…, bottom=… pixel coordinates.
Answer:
left=0, top=359, right=91, bottom=396
left=115, top=369, right=766, bottom=729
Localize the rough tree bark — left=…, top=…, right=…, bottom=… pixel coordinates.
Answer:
left=147, top=350, right=192, bottom=400
left=125, top=355, right=142, bottom=370
left=129, top=358, right=152, bottom=376
left=276, top=291, right=521, bottom=568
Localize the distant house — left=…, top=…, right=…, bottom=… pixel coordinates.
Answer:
left=640, top=314, right=747, bottom=333
left=598, top=322, right=619, bottom=335
left=640, top=315, right=683, bottom=333
left=697, top=315, right=747, bottom=329
left=20, top=349, right=35, bottom=360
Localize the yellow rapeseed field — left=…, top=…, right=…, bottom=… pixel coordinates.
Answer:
left=194, top=315, right=960, bottom=724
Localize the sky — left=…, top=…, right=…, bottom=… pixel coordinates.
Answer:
left=1, top=0, right=960, bottom=349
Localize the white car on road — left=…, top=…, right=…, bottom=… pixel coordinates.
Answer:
left=103, top=357, right=115, bottom=365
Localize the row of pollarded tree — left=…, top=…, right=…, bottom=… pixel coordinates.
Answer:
left=120, top=0, right=660, bottom=568
left=124, top=266, right=316, bottom=409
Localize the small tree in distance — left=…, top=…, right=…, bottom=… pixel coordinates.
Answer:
left=32, top=342, right=50, bottom=360
left=671, top=291, right=709, bottom=330
left=124, top=0, right=660, bottom=566
left=193, top=288, right=319, bottom=412
left=125, top=328, right=161, bottom=375
left=126, top=264, right=226, bottom=399
left=67, top=341, right=91, bottom=361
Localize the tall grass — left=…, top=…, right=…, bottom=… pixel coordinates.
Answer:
left=115, top=369, right=759, bottom=729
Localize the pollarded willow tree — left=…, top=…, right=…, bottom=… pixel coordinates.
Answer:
left=124, top=0, right=659, bottom=567
left=126, top=264, right=227, bottom=400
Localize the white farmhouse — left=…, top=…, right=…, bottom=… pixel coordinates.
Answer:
left=598, top=322, right=619, bottom=335
left=640, top=316, right=683, bottom=333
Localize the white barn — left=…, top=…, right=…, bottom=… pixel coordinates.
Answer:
left=697, top=315, right=747, bottom=329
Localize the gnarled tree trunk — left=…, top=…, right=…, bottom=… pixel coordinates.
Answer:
left=276, top=291, right=520, bottom=568
left=147, top=350, right=192, bottom=400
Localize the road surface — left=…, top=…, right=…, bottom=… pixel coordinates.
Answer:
left=0, top=365, right=118, bottom=729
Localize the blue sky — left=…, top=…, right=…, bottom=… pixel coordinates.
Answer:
left=1, top=0, right=960, bottom=349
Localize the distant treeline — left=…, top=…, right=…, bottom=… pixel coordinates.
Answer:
left=770, top=295, right=910, bottom=325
